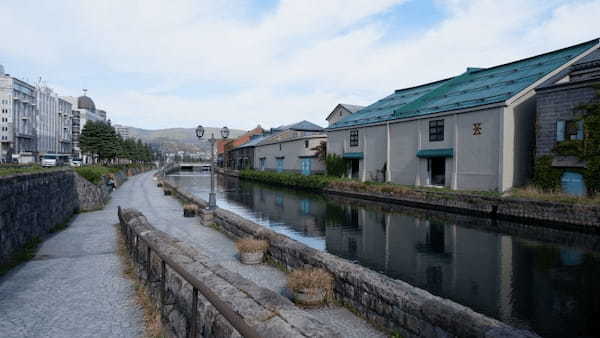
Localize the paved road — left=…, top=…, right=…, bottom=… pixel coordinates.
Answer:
left=0, top=183, right=145, bottom=337
left=124, top=171, right=386, bottom=338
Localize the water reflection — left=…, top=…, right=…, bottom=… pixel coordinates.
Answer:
left=167, top=172, right=600, bottom=338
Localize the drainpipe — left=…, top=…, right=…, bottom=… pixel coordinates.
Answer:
left=361, top=132, right=367, bottom=182
left=386, top=122, right=391, bottom=182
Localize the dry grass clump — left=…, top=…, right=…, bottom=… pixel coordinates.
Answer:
left=183, top=203, right=199, bottom=211
left=329, top=179, right=408, bottom=195
left=287, top=268, right=333, bottom=293
left=510, top=185, right=600, bottom=205
left=114, top=224, right=166, bottom=338
left=235, top=238, right=268, bottom=253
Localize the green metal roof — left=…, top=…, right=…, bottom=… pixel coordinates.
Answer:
left=343, top=152, right=364, bottom=159
left=416, top=148, right=454, bottom=158
left=328, top=39, right=599, bottom=130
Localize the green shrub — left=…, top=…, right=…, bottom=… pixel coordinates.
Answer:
left=325, top=154, right=347, bottom=177
left=239, top=170, right=332, bottom=190
left=532, top=156, right=562, bottom=191
left=74, top=166, right=114, bottom=184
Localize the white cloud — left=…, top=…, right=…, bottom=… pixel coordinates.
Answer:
left=1, top=0, right=599, bottom=130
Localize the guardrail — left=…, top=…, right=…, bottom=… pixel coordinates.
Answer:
left=117, top=206, right=260, bottom=338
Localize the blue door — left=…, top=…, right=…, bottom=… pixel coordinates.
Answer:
left=276, top=158, right=284, bottom=173
left=301, top=158, right=311, bottom=175
left=561, top=172, right=586, bottom=196
left=259, top=158, right=266, bottom=171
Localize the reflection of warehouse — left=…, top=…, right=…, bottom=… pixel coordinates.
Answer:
left=325, top=206, right=514, bottom=321
left=211, top=175, right=600, bottom=336
left=224, top=181, right=327, bottom=237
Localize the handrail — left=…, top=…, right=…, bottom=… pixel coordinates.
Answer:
left=118, top=206, right=260, bottom=338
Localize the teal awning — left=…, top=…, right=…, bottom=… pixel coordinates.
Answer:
left=343, top=152, right=364, bottom=159
left=416, top=148, right=454, bottom=158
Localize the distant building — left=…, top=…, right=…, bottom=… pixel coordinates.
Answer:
left=253, top=121, right=327, bottom=175
left=223, top=125, right=264, bottom=168
left=0, top=66, right=37, bottom=163
left=63, top=91, right=106, bottom=159
left=326, top=104, right=363, bottom=127
left=35, top=83, right=72, bottom=156
left=535, top=49, right=600, bottom=195
left=326, top=39, right=600, bottom=191
left=115, top=126, right=129, bottom=139
left=227, top=133, right=271, bottom=170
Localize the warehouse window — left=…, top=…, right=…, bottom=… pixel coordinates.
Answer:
left=429, top=120, right=444, bottom=142
left=349, top=129, right=359, bottom=147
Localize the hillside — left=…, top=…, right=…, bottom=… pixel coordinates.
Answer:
left=116, top=125, right=246, bottom=154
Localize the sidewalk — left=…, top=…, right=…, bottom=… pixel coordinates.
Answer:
left=0, top=182, right=145, bottom=337
left=121, top=171, right=386, bottom=338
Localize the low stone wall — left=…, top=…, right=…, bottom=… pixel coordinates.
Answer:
left=159, top=180, right=539, bottom=338
left=325, top=187, right=600, bottom=230
left=0, top=169, right=79, bottom=265
left=118, top=208, right=340, bottom=338
left=216, top=168, right=600, bottom=229
left=0, top=166, right=152, bottom=265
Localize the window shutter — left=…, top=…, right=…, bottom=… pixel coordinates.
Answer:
left=577, top=120, right=584, bottom=140
left=556, top=120, right=565, bottom=142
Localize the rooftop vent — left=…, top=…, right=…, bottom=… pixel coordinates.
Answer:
left=467, top=67, right=483, bottom=73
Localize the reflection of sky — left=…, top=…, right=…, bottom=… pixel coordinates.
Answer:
left=167, top=172, right=326, bottom=251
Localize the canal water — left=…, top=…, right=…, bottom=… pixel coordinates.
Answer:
left=166, top=171, right=600, bottom=338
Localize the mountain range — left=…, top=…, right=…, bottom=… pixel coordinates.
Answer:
left=115, top=125, right=246, bottom=154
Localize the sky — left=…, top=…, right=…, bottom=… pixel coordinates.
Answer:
left=0, top=0, right=599, bottom=130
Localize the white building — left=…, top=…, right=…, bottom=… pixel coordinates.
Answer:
left=115, top=125, right=129, bottom=139
left=326, top=104, right=363, bottom=127
left=63, top=92, right=106, bottom=159
left=326, top=39, right=600, bottom=191
left=0, top=65, right=37, bottom=163
left=35, top=83, right=72, bottom=156
left=253, top=121, right=327, bottom=175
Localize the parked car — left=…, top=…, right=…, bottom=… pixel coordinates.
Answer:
left=70, top=159, right=82, bottom=167
left=41, top=154, right=69, bottom=167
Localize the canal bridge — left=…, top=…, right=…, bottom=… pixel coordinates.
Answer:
left=178, top=162, right=212, bottom=171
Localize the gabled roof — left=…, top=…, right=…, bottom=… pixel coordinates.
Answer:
left=328, top=39, right=599, bottom=130
left=326, top=103, right=365, bottom=121
left=235, top=133, right=272, bottom=149
left=272, top=120, right=324, bottom=132
left=340, top=104, right=364, bottom=113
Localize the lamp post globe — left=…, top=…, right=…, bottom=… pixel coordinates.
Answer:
left=195, top=125, right=205, bottom=139
left=220, top=126, right=230, bottom=139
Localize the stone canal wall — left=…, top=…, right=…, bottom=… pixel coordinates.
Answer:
left=118, top=208, right=340, bottom=338
left=0, top=169, right=79, bottom=266
left=0, top=167, right=151, bottom=266
left=216, top=168, right=600, bottom=229
left=159, top=179, right=539, bottom=338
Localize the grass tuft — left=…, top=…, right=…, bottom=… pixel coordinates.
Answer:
left=235, top=238, right=268, bottom=253
left=287, top=267, right=333, bottom=293
left=114, top=224, right=166, bottom=338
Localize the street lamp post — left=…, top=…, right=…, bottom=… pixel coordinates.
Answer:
left=196, top=125, right=230, bottom=210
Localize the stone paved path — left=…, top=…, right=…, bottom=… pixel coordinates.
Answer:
left=124, top=171, right=386, bottom=338
left=0, top=182, right=145, bottom=337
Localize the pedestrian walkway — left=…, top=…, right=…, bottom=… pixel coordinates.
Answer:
left=0, top=171, right=384, bottom=338
left=122, top=171, right=385, bottom=338
left=0, top=183, right=145, bottom=337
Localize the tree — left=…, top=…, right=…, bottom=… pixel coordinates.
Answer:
left=311, top=141, right=327, bottom=162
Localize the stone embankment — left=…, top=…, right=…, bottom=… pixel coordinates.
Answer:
left=118, top=207, right=340, bottom=338
left=216, top=168, right=600, bottom=230
left=0, top=166, right=150, bottom=266
left=160, top=178, right=540, bottom=338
